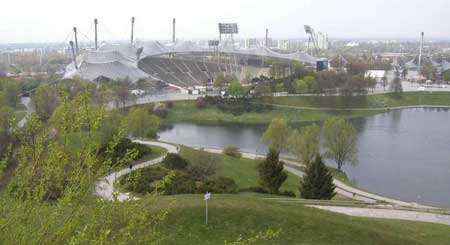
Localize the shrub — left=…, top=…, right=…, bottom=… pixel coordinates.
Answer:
left=163, top=153, right=190, bottom=170
left=153, top=102, right=168, bottom=118
left=187, top=152, right=217, bottom=182
left=223, top=145, right=242, bottom=158
left=239, top=186, right=268, bottom=194
left=163, top=172, right=197, bottom=195
left=196, top=98, right=206, bottom=108
left=165, top=101, right=174, bottom=109
left=279, top=190, right=296, bottom=197
left=100, top=138, right=152, bottom=167
left=119, top=167, right=168, bottom=194
left=200, top=177, right=238, bottom=194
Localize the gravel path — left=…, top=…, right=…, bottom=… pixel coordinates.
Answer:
left=95, top=141, right=178, bottom=201
left=307, top=205, right=450, bottom=226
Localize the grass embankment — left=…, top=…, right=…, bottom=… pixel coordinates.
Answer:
left=155, top=194, right=450, bottom=245
left=163, top=100, right=383, bottom=125
left=268, top=92, right=450, bottom=109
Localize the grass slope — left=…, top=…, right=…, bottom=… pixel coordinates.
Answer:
left=163, top=100, right=382, bottom=125
left=156, top=194, right=450, bottom=245
left=269, top=92, right=450, bottom=109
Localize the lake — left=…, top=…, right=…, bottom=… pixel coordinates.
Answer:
left=159, top=108, right=450, bottom=208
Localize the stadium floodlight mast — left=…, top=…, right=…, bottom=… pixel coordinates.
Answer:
left=218, top=23, right=238, bottom=40
left=94, top=18, right=99, bottom=50
left=73, top=27, right=79, bottom=56
left=131, top=17, right=135, bottom=46
left=69, top=41, right=78, bottom=70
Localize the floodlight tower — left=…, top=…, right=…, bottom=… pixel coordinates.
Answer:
left=304, top=25, right=319, bottom=57
left=265, top=28, right=269, bottom=47
left=418, top=32, right=424, bottom=69
left=218, top=23, right=239, bottom=74
left=94, top=18, right=98, bottom=50
left=172, top=18, right=176, bottom=43
left=73, top=27, right=79, bottom=56
left=69, top=41, right=78, bottom=70
left=131, top=17, right=135, bottom=46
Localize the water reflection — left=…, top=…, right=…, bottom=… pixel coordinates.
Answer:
left=159, top=108, right=450, bottom=208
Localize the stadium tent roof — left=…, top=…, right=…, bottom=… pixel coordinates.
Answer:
left=64, top=40, right=318, bottom=82
left=442, top=60, right=450, bottom=73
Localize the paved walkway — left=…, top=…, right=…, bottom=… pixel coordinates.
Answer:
left=95, top=141, right=178, bottom=201
left=307, top=205, right=450, bottom=226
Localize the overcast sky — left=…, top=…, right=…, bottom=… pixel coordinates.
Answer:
left=1, top=0, right=449, bottom=43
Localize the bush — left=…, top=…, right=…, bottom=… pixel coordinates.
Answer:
left=165, top=101, right=174, bottom=109
left=153, top=102, right=168, bottom=118
left=163, top=153, right=190, bottom=170
left=119, top=167, right=168, bottom=194
left=200, top=177, right=238, bottom=194
left=239, top=186, right=268, bottom=194
left=163, top=172, right=198, bottom=195
left=222, top=145, right=242, bottom=158
left=196, top=98, right=206, bottom=108
left=99, top=138, right=152, bottom=167
left=278, top=190, right=296, bottom=197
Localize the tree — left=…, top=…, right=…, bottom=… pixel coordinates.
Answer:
left=381, top=75, right=388, bottom=91
left=261, top=118, right=290, bottom=153
left=31, top=84, right=60, bottom=121
left=214, top=73, right=226, bottom=91
left=228, top=81, right=244, bottom=98
left=390, top=70, right=403, bottom=94
left=300, top=155, right=336, bottom=200
left=322, top=118, right=358, bottom=171
left=187, top=151, right=217, bottom=182
left=296, top=76, right=315, bottom=94
left=125, top=108, right=160, bottom=139
left=1, top=79, right=22, bottom=108
left=443, top=71, right=450, bottom=82
left=258, top=148, right=288, bottom=194
left=287, top=124, right=321, bottom=166
left=401, top=67, right=408, bottom=79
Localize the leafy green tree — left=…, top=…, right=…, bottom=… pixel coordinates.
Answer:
left=322, top=118, right=358, bottom=171
left=31, top=84, right=60, bottom=121
left=125, top=107, right=160, bottom=139
left=214, top=73, right=226, bottom=90
left=295, top=76, right=315, bottom=93
left=287, top=124, right=321, bottom=165
left=1, top=79, right=21, bottom=108
left=258, top=148, right=288, bottom=194
left=3, top=92, right=166, bottom=244
left=300, top=155, right=336, bottom=200
left=228, top=81, right=244, bottom=98
left=390, top=70, right=403, bottom=94
left=262, top=118, right=290, bottom=153
left=443, top=71, right=450, bottom=82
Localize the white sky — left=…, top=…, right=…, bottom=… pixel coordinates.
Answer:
left=1, top=0, right=449, bottom=43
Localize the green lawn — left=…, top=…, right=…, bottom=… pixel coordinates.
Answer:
left=179, top=147, right=301, bottom=195
left=163, top=100, right=384, bottom=125
left=155, top=194, right=450, bottom=245
left=268, top=92, right=450, bottom=109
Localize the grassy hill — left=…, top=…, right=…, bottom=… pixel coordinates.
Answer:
left=155, top=194, right=450, bottom=245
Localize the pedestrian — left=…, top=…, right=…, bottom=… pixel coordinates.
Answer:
left=129, top=164, right=133, bottom=171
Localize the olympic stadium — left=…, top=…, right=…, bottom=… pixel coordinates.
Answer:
left=64, top=19, right=319, bottom=89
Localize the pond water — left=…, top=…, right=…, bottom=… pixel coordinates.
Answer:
left=159, top=108, right=450, bottom=208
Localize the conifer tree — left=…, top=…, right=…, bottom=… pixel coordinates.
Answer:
left=300, top=155, right=336, bottom=200
left=258, top=148, right=288, bottom=194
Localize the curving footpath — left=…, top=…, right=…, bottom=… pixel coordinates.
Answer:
left=95, top=141, right=178, bottom=201
left=95, top=140, right=450, bottom=226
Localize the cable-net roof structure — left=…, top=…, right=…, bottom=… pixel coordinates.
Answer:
left=64, top=40, right=317, bottom=83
